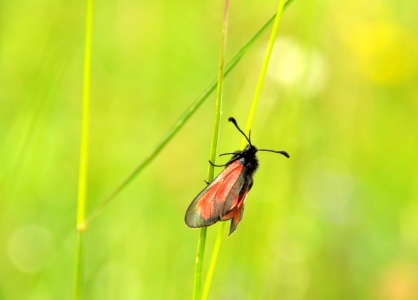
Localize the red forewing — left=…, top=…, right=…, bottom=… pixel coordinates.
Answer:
left=185, top=160, right=246, bottom=230
left=221, top=191, right=248, bottom=235
left=184, top=117, right=289, bottom=235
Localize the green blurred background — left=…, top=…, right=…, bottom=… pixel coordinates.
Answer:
left=1, top=0, right=417, bottom=299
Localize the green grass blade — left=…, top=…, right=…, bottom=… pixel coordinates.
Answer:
left=74, top=0, right=93, bottom=299
left=193, top=1, right=230, bottom=299
left=202, top=1, right=293, bottom=299
left=201, top=221, right=225, bottom=300
left=207, top=0, right=229, bottom=183
left=83, top=10, right=284, bottom=227
left=74, top=232, right=84, bottom=300
left=242, top=0, right=289, bottom=147
left=193, top=227, right=207, bottom=300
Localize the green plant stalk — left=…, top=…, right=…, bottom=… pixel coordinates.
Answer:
left=74, top=0, right=93, bottom=299
left=193, top=1, right=230, bottom=299
left=74, top=232, right=84, bottom=299
left=193, top=227, right=207, bottom=300
left=201, top=221, right=225, bottom=300
left=202, top=0, right=290, bottom=298
left=83, top=11, right=283, bottom=228
left=206, top=0, right=228, bottom=183
left=243, top=0, right=288, bottom=144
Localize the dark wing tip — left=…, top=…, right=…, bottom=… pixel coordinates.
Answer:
left=185, top=203, right=222, bottom=228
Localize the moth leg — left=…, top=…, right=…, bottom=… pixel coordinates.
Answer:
left=208, top=160, right=227, bottom=167
left=219, top=151, right=241, bottom=157
left=203, top=180, right=210, bottom=185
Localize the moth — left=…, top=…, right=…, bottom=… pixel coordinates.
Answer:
left=185, top=117, right=289, bottom=235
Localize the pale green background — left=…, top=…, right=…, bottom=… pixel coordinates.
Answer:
left=1, top=0, right=417, bottom=299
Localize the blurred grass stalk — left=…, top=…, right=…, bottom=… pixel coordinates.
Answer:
left=74, top=0, right=93, bottom=299
left=193, top=2, right=230, bottom=299
left=201, top=0, right=289, bottom=299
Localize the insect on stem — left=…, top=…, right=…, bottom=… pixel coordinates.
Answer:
left=185, top=117, right=289, bottom=236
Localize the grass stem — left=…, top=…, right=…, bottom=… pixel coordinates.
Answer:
left=193, top=1, right=229, bottom=299
left=242, top=0, right=288, bottom=145
left=201, top=1, right=292, bottom=298
left=201, top=222, right=225, bottom=300
left=74, top=0, right=93, bottom=298
left=193, top=227, right=207, bottom=300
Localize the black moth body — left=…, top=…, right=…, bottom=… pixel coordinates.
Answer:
left=185, top=117, right=289, bottom=235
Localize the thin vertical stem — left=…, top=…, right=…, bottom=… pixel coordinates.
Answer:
left=202, top=1, right=290, bottom=299
left=192, top=1, right=230, bottom=299
left=193, top=227, right=207, bottom=300
left=207, top=0, right=229, bottom=179
left=242, top=0, right=287, bottom=146
left=201, top=221, right=225, bottom=300
left=74, top=233, right=84, bottom=299
left=74, top=0, right=93, bottom=299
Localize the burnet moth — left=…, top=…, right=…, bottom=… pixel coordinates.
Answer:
left=185, top=117, right=289, bottom=236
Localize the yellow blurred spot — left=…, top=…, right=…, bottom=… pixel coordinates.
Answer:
left=374, top=262, right=418, bottom=300
left=349, top=23, right=418, bottom=85
left=331, top=0, right=418, bottom=85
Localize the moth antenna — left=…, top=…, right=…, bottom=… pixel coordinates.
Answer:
left=228, top=117, right=252, bottom=146
left=257, top=149, right=290, bottom=158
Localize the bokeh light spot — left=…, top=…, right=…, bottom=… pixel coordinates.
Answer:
left=353, top=23, right=418, bottom=85
left=8, top=224, right=56, bottom=273
left=267, top=37, right=328, bottom=96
